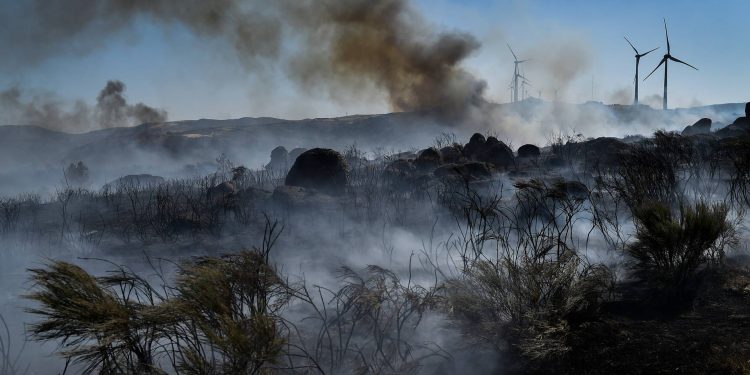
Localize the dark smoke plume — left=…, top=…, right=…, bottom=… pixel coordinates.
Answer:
left=0, top=81, right=167, bottom=132
left=1, top=0, right=486, bottom=117
left=96, top=80, right=167, bottom=128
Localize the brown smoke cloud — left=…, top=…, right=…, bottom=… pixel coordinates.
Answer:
left=1, top=0, right=486, bottom=117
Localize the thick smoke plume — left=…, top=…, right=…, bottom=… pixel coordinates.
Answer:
left=1, top=0, right=486, bottom=117
left=0, top=80, right=167, bottom=132
left=96, top=80, right=167, bottom=128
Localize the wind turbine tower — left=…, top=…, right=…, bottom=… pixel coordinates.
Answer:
left=507, top=44, right=529, bottom=103
left=624, top=36, right=658, bottom=105
left=644, top=19, right=697, bottom=110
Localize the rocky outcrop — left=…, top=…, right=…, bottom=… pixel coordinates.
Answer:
left=439, top=144, right=464, bottom=164
left=716, top=103, right=750, bottom=139
left=477, top=137, right=515, bottom=168
left=463, top=133, right=486, bottom=160
left=285, top=148, right=349, bottom=195
left=265, top=146, right=289, bottom=171
left=414, top=147, right=442, bottom=171
left=288, top=148, right=308, bottom=164
left=517, top=144, right=541, bottom=158
left=462, top=133, right=515, bottom=169
left=682, top=118, right=712, bottom=136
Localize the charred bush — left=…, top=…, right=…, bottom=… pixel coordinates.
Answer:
left=628, top=201, right=734, bottom=295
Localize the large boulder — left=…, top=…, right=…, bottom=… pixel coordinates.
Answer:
left=723, top=103, right=750, bottom=131
left=288, top=148, right=308, bottom=164
left=439, top=144, right=464, bottom=164
left=682, top=118, right=712, bottom=136
left=285, top=148, right=349, bottom=195
left=463, top=133, right=486, bottom=160
left=477, top=137, right=515, bottom=168
left=568, top=137, right=630, bottom=167
left=715, top=104, right=750, bottom=138
left=414, top=147, right=442, bottom=171
left=517, top=144, right=541, bottom=158
left=265, top=146, right=289, bottom=171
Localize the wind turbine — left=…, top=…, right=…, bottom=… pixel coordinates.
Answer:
left=644, top=19, right=697, bottom=110
left=507, top=44, right=529, bottom=103
left=624, top=36, right=658, bottom=105
left=520, top=75, right=532, bottom=101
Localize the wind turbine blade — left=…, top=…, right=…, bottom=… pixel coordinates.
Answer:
left=518, top=59, right=531, bottom=63
left=644, top=57, right=666, bottom=80
left=507, top=44, right=518, bottom=60
left=641, top=47, right=659, bottom=57
left=624, top=36, right=638, bottom=54
left=669, top=56, right=698, bottom=70
left=663, top=18, right=670, bottom=54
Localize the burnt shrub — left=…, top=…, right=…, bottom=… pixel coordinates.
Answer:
left=628, top=201, right=734, bottom=293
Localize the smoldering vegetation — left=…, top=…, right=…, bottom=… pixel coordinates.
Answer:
left=2, top=106, right=750, bottom=373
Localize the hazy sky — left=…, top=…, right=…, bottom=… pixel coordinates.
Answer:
left=1, top=0, right=747, bottom=121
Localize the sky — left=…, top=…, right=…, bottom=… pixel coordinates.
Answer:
left=1, top=0, right=748, bottom=122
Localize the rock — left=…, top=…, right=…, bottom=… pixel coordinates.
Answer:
left=439, top=145, right=464, bottom=164
left=715, top=105, right=750, bottom=138
left=715, top=124, right=750, bottom=139
left=463, top=133, right=486, bottom=159
left=288, top=148, right=308, bottom=164
left=682, top=118, right=712, bottom=136
left=477, top=137, right=515, bottom=168
left=265, top=146, right=289, bottom=171
left=414, top=147, right=442, bottom=171
left=732, top=116, right=750, bottom=128
left=517, top=144, right=541, bottom=158
left=566, top=137, right=630, bottom=167
left=285, top=148, right=349, bottom=195
left=434, top=162, right=495, bottom=181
